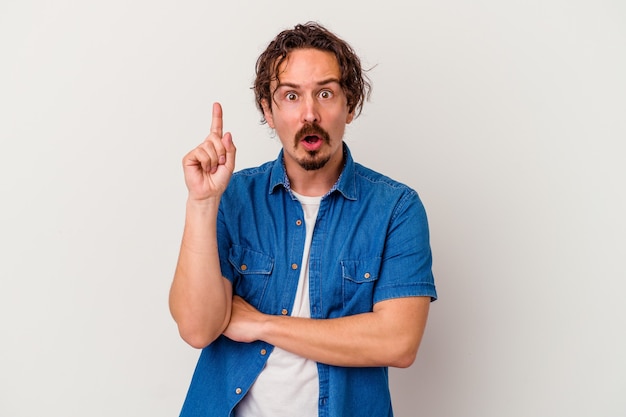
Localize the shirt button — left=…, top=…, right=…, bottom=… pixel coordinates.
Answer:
left=260, top=349, right=267, bottom=355
left=291, top=263, right=298, bottom=270
left=241, top=264, right=248, bottom=271
left=235, top=387, right=242, bottom=395
left=296, top=219, right=302, bottom=226
left=281, top=309, right=288, bottom=315
left=364, top=272, right=371, bottom=279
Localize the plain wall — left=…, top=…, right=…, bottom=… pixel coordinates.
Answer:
left=1, top=1, right=625, bottom=416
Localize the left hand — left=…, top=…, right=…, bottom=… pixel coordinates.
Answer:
left=223, top=296, right=265, bottom=343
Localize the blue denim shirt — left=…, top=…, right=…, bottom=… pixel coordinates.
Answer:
left=179, top=144, right=437, bottom=417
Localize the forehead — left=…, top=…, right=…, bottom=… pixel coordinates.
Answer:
left=275, top=48, right=341, bottom=85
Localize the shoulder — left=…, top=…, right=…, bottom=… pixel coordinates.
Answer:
left=350, top=162, right=428, bottom=223
left=353, top=162, right=418, bottom=198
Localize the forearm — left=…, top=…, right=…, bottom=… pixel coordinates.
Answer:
left=169, top=198, right=232, bottom=348
left=230, top=296, right=430, bottom=368
left=264, top=315, right=411, bottom=368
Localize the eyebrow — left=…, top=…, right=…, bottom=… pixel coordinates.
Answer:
left=276, top=78, right=342, bottom=90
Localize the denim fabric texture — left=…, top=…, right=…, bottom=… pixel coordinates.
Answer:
left=179, top=144, right=437, bottom=417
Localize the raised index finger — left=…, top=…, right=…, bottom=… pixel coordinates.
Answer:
left=210, top=102, right=223, bottom=137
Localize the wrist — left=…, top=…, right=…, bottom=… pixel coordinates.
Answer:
left=186, top=195, right=220, bottom=212
left=257, top=313, right=285, bottom=345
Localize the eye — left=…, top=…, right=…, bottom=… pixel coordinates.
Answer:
left=318, top=89, right=333, bottom=99
left=286, top=92, right=298, bottom=101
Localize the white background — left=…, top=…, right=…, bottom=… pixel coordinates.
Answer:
left=1, top=1, right=625, bottom=416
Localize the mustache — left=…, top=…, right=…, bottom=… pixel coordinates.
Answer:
left=295, top=123, right=330, bottom=144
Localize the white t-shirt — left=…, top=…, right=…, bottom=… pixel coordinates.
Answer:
left=235, top=192, right=322, bottom=417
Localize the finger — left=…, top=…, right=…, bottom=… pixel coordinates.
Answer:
left=221, top=132, right=236, bottom=170
left=197, top=141, right=222, bottom=173
left=210, top=102, right=223, bottom=138
left=183, top=146, right=210, bottom=173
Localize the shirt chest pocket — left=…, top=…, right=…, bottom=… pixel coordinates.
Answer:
left=341, top=257, right=382, bottom=314
left=229, top=245, right=274, bottom=308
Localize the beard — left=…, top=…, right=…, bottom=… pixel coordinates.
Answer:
left=293, top=123, right=332, bottom=171
left=299, top=153, right=331, bottom=171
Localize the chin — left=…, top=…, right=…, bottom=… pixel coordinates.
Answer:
left=299, top=154, right=331, bottom=171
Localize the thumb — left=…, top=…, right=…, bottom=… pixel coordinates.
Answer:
left=221, top=132, right=236, bottom=171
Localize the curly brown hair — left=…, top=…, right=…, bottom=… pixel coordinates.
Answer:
left=253, top=22, right=372, bottom=124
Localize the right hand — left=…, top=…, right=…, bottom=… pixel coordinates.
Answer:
left=182, top=102, right=237, bottom=201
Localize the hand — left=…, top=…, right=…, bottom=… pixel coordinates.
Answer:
left=182, top=102, right=237, bottom=201
left=223, top=296, right=265, bottom=343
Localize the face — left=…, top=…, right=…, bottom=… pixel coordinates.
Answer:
left=262, top=48, right=354, bottom=173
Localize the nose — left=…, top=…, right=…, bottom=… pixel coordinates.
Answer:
left=302, top=96, right=320, bottom=124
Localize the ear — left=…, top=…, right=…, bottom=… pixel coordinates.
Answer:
left=346, top=111, right=354, bottom=125
left=261, top=99, right=275, bottom=128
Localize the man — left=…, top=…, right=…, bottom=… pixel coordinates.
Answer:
left=169, top=22, right=437, bottom=417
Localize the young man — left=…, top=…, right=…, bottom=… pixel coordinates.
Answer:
left=170, top=22, right=437, bottom=417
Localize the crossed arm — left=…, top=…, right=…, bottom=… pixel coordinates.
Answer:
left=224, top=294, right=430, bottom=368
left=173, top=260, right=430, bottom=369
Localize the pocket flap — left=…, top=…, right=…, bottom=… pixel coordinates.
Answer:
left=341, top=257, right=382, bottom=283
left=229, top=245, right=274, bottom=275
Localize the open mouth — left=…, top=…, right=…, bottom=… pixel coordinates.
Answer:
left=300, top=134, right=323, bottom=151
left=303, top=135, right=321, bottom=143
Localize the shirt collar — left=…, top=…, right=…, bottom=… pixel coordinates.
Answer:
left=269, top=142, right=357, bottom=201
